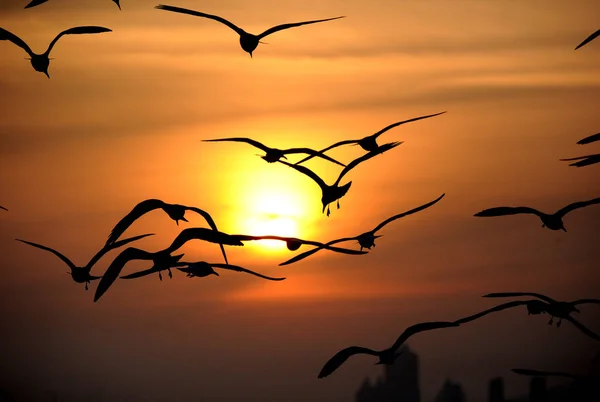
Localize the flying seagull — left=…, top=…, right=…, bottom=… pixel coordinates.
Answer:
left=318, top=321, right=459, bottom=378
left=94, top=248, right=185, bottom=302
left=280, top=193, right=446, bottom=266
left=279, top=141, right=402, bottom=216
left=296, top=112, right=446, bottom=165
left=0, top=26, right=112, bottom=78
left=154, top=4, right=344, bottom=57
left=174, top=261, right=286, bottom=281
left=202, top=137, right=346, bottom=167
left=560, top=154, right=600, bottom=168
left=25, top=0, right=122, bottom=10
left=105, top=199, right=229, bottom=264
left=230, top=234, right=369, bottom=254
left=163, top=227, right=245, bottom=254
left=15, top=234, right=153, bottom=290
left=473, top=197, right=600, bottom=231
left=575, top=29, right=600, bottom=50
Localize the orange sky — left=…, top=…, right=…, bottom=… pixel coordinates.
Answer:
left=1, top=1, right=599, bottom=401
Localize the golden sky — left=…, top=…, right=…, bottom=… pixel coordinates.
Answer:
left=1, top=1, right=599, bottom=401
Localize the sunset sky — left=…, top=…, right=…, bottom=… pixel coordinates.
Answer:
left=1, top=0, right=599, bottom=401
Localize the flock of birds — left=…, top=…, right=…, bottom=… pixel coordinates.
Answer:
left=1, top=0, right=599, bottom=394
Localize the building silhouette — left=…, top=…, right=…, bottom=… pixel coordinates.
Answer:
left=355, top=346, right=420, bottom=402
left=488, top=374, right=600, bottom=402
left=434, top=379, right=467, bottom=402
left=488, top=377, right=505, bottom=402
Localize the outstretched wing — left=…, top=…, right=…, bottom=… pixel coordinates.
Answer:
left=575, top=29, right=600, bottom=50
left=483, top=292, right=558, bottom=304
left=318, top=346, right=380, bottom=379
left=185, top=206, right=228, bottom=265
left=281, top=148, right=346, bottom=167
left=105, top=199, right=165, bottom=246
left=120, top=267, right=160, bottom=280
left=15, top=239, right=76, bottom=270
left=211, top=263, right=285, bottom=281
left=0, top=205, right=7, bottom=211
left=165, top=227, right=244, bottom=254
left=335, top=141, right=401, bottom=185
left=454, top=301, right=532, bottom=325
left=389, top=321, right=459, bottom=352
left=564, top=316, right=600, bottom=342
left=473, top=206, right=543, bottom=218
left=571, top=299, right=600, bottom=306
left=94, top=247, right=153, bottom=302
left=511, top=369, right=578, bottom=379
left=295, top=139, right=360, bottom=165
left=24, top=0, right=49, bottom=9
left=203, top=137, right=270, bottom=153
left=0, top=27, right=34, bottom=57
left=555, top=197, right=600, bottom=218
left=371, top=193, right=446, bottom=233
left=154, top=5, right=245, bottom=36
left=258, top=16, right=345, bottom=39
left=277, top=159, right=327, bottom=190
left=577, top=133, right=600, bottom=145
left=561, top=154, right=600, bottom=167
left=45, top=26, right=112, bottom=56
left=370, top=111, right=447, bottom=141
left=87, top=233, right=155, bottom=271
left=278, top=237, right=361, bottom=266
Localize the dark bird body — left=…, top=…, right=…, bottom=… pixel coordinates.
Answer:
left=94, top=247, right=185, bottom=302
left=473, top=197, right=600, bottom=231
left=25, top=0, right=122, bottom=10
left=0, top=26, right=112, bottom=77
left=154, top=4, right=344, bottom=57
left=318, top=321, right=459, bottom=378
left=203, top=137, right=346, bottom=166
left=279, top=141, right=401, bottom=216
left=296, top=112, right=446, bottom=165
left=280, top=194, right=446, bottom=266
left=16, top=234, right=153, bottom=290
left=575, top=29, right=600, bottom=50
left=173, top=261, right=285, bottom=281
left=106, top=199, right=229, bottom=264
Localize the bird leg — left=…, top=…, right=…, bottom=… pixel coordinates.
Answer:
left=548, top=317, right=554, bottom=325
left=337, top=199, right=340, bottom=209
left=556, top=318, right=562, bottom=328
left=168, top=268, right=173, bottom=279
left=327, top=206, right=331, bottom=217
left=85, top=281, right=89, bottom=291
left=159, top=271, right=163, bottom=281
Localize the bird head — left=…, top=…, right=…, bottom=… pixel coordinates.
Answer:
left=286, top=240, right=301, bottom=251
left=167, top=205, right=188, bottom=225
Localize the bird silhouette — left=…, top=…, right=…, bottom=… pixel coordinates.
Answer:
left=173, top=261, right=285, bottom=281
left=15, top=234, right=153, bottom=290
left=0, top=206, right=7, bottom=211
left=560, top=154, right=600, bottom=168
left=318, top=321, right=459, bottom=378
left=575, top=29, right=600, bottom=50
left=295, top=112, right=446, bottom=165
left=577, top=133, right=600, bottom=145
left=94, top=248, right=185, bottom=302
left=25, top=0, right=122, bottom=10
left=163, top=227, right=245, bottom=254
left=473, top=197, right=600, bottom=231
left=278, top=141, right=402, bottom=216
left=230, top=234, right=369, bottom=255
left=279, top=193, right=446, bottom=266
left=154, top=4, right=344, bottom=58
left=0, top=26, right=112, bottom=78
left=202, top=137, right=346, bottom=167
left=106, top=199, right=229, bottom=264
left=454, top=297, right=600, bottom=341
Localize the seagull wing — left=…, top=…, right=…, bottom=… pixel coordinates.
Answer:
left=555, top=197, right=600, bottom=218
left=473, top=206, right=544, bottom=218
left=562, top=155, right=600, bottom=167
left=483, top=292, right=558, bottom=304
left=389, top=321, right=459, bottom=352
left=571, top=299, right=600, bottom=306
left=120, top=267, right=160, bottom=280
left=278, top=237, right=359, bottom=266
left=281, top=148, right=346, bottom=167
left=0, top=27, right=34, bottom=57
left=210, top=263, right=285, bottom=281
left=453, top=300, right=532, bottom=325
left=45, top=26, right=112, bottom=56
left=203, top=137, right=270, bottom=153
left=577, top=133, right=600, bottom=145
left=94, top=247, right=153, bottom=302
left=15, top=239, right=76, bottom=271
left=335, top=141, right=402, bottom=186
left=318, top=346, right=380, bottom=379
left=165, top=227, right=244, bottom=254
left=295, top=139, right=360, bottom=165
left=154, top=5, right=245, bottom=36
left=105, top=199, right=165, bottom=246
left=371, top=193, right=446, bottom=233
left=277, top=159, right=327, bottom=190
left=564, top=316, right=600, bottom=342
left=0, top=205, right=7, bottom=211
left=575, top=29, right=600, bottom=50
left=257, top=16, right=345, bottom=39
left=511, top=369, right=579, bottom=379
left=370, top=111, right=447, bottom=141
left=185, top=206, right=228, bottom=264
left=86, top=233, right=155, bottom=270
left=24, top=0, right=49, bottom=9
